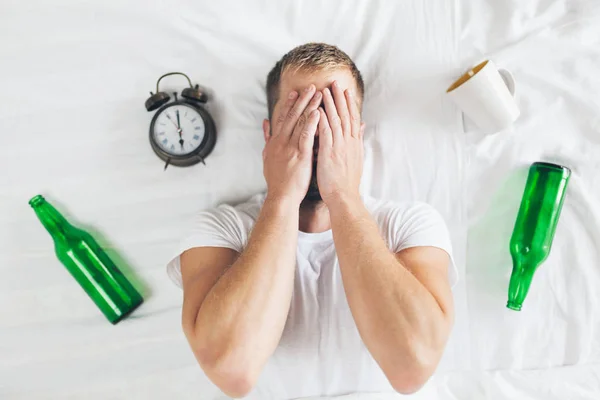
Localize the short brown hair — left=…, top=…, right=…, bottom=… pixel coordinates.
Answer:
left=266, top=43, right=365, bottom=119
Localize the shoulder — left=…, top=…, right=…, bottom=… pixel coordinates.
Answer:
left=166, top=193, right=266, bottom=288
left=364, top=196, right=442, bottom=227
left=198, top=193, right=265, bottom=227
left=236, top=193, right=266, bottom=219
left=364, top=196, right=457, bottom=287
left=363, top=195, right=450, bottom=250
left=183, top=193, right=266, bottom=251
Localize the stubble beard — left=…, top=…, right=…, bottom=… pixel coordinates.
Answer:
left=303, top=161, right=322, bottom=204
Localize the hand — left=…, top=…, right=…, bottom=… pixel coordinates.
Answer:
left=317, top=81, right=365, bottom=205
left=263, top=85, right=322, bottom=205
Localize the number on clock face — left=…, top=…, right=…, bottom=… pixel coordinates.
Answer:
left=152, top=104, right=206, bottom=156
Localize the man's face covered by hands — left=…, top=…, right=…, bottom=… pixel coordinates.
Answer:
left=264, top=68, right=362, bottom=203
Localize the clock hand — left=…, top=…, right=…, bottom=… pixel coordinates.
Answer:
left=177, top=128, right=184, bottom=149
left=166, top=114, right=179, bottom=129
left=175, top=110, right=185, bottom=148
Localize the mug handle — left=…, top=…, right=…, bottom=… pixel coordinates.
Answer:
left=498, top=68, right=516, bottom=96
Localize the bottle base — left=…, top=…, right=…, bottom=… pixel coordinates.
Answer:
left=506, top=301, right=522, bottom=311
left=109, top=298, right=144, bottom=325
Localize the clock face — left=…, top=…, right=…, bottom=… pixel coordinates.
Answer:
left=151, top=103, right=206, bottom=156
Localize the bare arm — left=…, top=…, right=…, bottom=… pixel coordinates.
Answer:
left=180, top=85, right=323, bottom=398
left=181, top=197, right=299, bottom=397
left=316, top=82, right=453, bottom=394
left=328, top=196, right=453, bottom=394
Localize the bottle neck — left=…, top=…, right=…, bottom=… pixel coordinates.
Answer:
left=31, top=198, right=72, bottom=239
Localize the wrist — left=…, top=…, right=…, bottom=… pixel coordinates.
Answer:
left=323, top=190, right=362, bottom=209
left=263, top=194, right=300, bottom=216
left=324, top=191, right=364, bottom=219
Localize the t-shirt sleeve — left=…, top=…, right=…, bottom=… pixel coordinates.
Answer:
left=385, top=202, right=458, bottom=288
left=166, top=205, right=247, bottom=288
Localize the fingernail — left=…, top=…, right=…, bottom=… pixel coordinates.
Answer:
left=289, top=91, right=297, bottom=99
left=312, top=110, right=319, bottom=117
left=332, top=80, right=337, bottom=88
left=315, top=91, right=322, bottom=99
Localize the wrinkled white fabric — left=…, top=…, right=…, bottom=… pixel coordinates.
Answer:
left=2, top=0, right=600, bottom=398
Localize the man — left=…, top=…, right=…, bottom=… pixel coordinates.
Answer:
left=167, top=43, right=457, bottom=399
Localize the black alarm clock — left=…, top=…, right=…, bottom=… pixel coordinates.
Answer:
left=145, top=72, right=216, bottom=169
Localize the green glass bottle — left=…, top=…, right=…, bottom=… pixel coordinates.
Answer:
left=507, top=162, right=570, bottom=311
left=30, top=195, right=143, bottom=324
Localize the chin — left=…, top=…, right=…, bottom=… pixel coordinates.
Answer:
left=303, top=164, right=321, bottom=203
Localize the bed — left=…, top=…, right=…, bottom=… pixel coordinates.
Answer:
left=1, top=0, right=599, bottom=398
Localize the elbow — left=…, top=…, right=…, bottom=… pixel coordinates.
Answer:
left=207, top=369, right=256, bottom=398
left=181, top=317, right=260, bottom=397
left=389, top=316, right=453, bottom=394
left=187, top=331, right=258, bottom=398
left=387, top=364, right=434, bottom=395
left=223, top=378, right=255, bottom=399
left=385, top=342, right=442, bottom=395
left=198, top=349, right=258, bottom=398
left=389, top=371, right=431, bottom=395
left=386, top=358, right=435, bottom=395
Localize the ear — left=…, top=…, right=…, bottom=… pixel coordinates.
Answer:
left=262, top=119, right=271, bottom=143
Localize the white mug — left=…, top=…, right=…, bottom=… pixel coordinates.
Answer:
left=447, top=60, right=520, bottom=133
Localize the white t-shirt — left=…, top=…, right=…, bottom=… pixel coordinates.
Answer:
left=167, top=194, right=457, bottom=399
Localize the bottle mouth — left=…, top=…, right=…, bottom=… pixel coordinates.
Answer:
left=532, top=161, right=571, bottom=177
left=29, top=195, right=46, bottom=207
left=506, top=301, right=522, bottom=311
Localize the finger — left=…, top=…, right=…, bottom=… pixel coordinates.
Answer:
left=331, top=81, right=351, bottom=137
left=345, top=89, right=361, bottom=138
left=359, top=122, right=366, bottom=140
left=281, top=84, right=316, bottom=137
left=274, top=91, right=299, bottom=134
left=309, top=90, right=323, bottom=111
left=292, top=91, right=322, bottom=146
left=322, top=88, right=343, bottom=145
left=298, top=109, right=320, bottom=156
left=318, top=108, right=333, bottom=150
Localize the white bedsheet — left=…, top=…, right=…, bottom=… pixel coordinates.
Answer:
left=1, top=0, right=599, bottom=398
